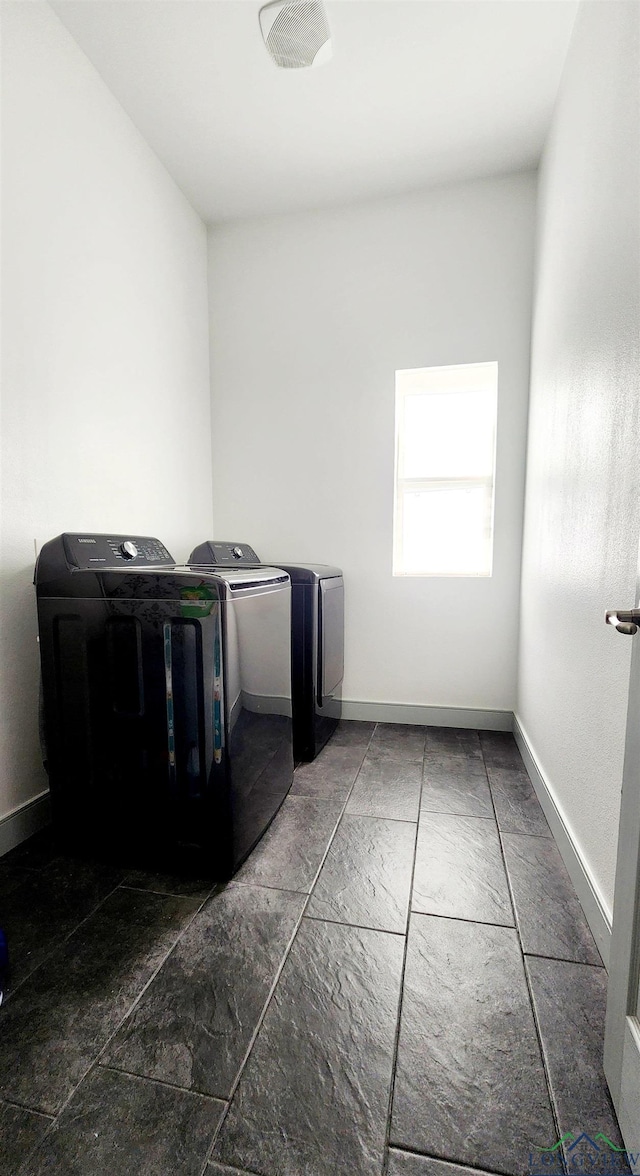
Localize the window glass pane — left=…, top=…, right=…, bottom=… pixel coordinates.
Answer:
left=400, top=484, right=492, bottom=576
left=401, top=388, right=495, bottom=479
left=393, top=361, right=498, bottom=577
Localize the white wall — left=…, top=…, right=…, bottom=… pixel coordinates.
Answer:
left=518, top=0, right=640, bottom=918
left=0, top=2, right=213, bottom=826
left=208, top=173, right=536, bottom=715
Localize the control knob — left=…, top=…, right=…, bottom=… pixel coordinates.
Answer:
left=120, top=541, right=138, bottom=560
left=232, top=546, right=244, bottom=559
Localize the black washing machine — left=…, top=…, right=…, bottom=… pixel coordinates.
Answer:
left=35, top=533, right=293, bottom=878
left=189, top=541, right=344, bottom=762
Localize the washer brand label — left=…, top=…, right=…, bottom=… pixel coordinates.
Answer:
left=78, top=538, right=96, bottom=543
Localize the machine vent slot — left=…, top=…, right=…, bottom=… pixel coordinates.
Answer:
left=106, top=617, right=144, bottom=717
left=169, top=620, right=206, bottom=802
left=53, top=614, right=92, bottom=791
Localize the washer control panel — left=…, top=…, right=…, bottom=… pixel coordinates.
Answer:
left=189, top=540, right=260, bottom=566
left=63, top=534, right=175, bottom=569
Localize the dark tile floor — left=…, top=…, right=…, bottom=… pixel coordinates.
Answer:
left=0, top=723, right=626, bottom=1176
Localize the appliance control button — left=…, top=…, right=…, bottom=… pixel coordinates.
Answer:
left=232, top=546, right=244, bottom=559
left=120, top=541, right=138, bottom=560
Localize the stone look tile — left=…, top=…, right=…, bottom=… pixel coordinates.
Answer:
left=0, top=1101, right=52, bottom=1176
left=526, top=957, right=626, bottom=1157
left=368, top=723, right=426, bottom=761
left=0, top=888, right=199, bottom=1115
left=421, top=755, right=494, bottom=819
left=20, top=1066, right=225, bottom=1176
left=480, top=730, right=524, bottom=770
left=234, top=794, right=343, bottom=892
left=106, top=884, right=305, bottom=1098
left=291, top=742, right=369, bottom=800
left=413, top=812, right=513, bottom=926
left=391, top=914, right=556, bottom=1175
left=330, top=720, right=375, bottom=747
left=425, top=727, right=483, bottom=758
left=307, top=814, right=415, bottom=933
left=503, top=833, right=601, bottom=964
left=213, top=917, right=404, bottom=1176
left=0, top=863, right=34, bottom=900
left=346, top=751, right=422, bottom=821
left=123, top=869, right=216, bottom=900
left=0, top=722, right=620, bottom=1176
left=387, top=1152, right=497, bottom=1176
left=487, top=765, right=551, bottom=837
left=1, top=827, right=59, bottom=872
left=0, top=856, right=123, bottom=991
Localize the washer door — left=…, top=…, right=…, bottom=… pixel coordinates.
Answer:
left=318, top=578, right=344, bottom=704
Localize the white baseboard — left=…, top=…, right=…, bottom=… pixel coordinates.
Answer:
left=513, top=715, right=612, bottom=969
left=341, top=700, right=513, bottom=730
left=0, top=791, right=51, bottom=859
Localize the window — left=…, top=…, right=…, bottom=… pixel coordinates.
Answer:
left=393, top=361, right=498, bottom=577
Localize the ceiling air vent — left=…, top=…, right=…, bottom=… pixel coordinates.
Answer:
left=259, top=0, right=332, bottom=69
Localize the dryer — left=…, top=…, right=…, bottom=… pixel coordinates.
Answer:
left=35, top=533, right=293, bottom=877
left=189, top=541, right=344, bottom=762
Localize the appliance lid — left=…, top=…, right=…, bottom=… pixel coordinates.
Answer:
left=186, top=564, right=290, bottom=590
left=188, top=542, right=341, bottom=584
left=268, top=562, right=342, bottom=583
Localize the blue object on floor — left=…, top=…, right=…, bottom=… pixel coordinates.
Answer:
left=0, top=924, right=9, bottom=1005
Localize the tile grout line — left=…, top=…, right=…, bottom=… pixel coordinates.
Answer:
left=497, top=829, right=556, bottom=841
left=498, top=829, right=554, bottom=841
left=380, top=725, right=430, bottom=1176
left=298, top=803, right=419, bottom=825
left=478, top=746, right=519, bottom=936
left=480, top=737, right=567, bottom=1173
left=343, top=811, right=422, bottom=824
left=519, top=954, right=568, bottom=1176
left=419, top=809, right=495, bottom=822
left=15, top=886, right=216, bottom=1176
left=303, top=913, right=406, bottom=936
left=87, top=887, right=220, bottom=1070
left=97, top=1061, right=229, bottom=1104
left=388, top=1140, right=527, bottom=1176
left=1, top=874, right=127, bottom=1007
left=0, top=1093, right=55, bottom=1118
left=198, top=724, right=380, bottom=1172
left=483, top=759, right=553, bottom=840
left=197, top=722, right=380, bottom=1176
left=205, top=1162, right=262, bottom=1176
left=225, top=877, right=309, bottom=895
left=408, top=909, right=515, bottom=931
left=523, top=949, right=605, bottom=969
left=117, top=883, right=216, bottom=900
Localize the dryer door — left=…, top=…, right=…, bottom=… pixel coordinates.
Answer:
left=318, top=577, right=344, bottom=705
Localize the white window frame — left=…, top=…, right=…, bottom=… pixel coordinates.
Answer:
left=393, top=361, right=498, bottom=578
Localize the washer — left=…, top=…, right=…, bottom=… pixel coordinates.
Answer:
left=189, top=541, right=344, bottom=762
left=35, top=533, right=293, bottom=877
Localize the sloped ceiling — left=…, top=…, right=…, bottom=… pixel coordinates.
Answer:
left=50, top=0, right=578, bottom=222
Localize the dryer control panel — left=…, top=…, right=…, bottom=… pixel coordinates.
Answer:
left=62, top=533, right=175, bottom=569
left=189, top=540, right=260, bottom=566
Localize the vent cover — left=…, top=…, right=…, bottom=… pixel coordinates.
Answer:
left=259, top=0, right=332, bottom=69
